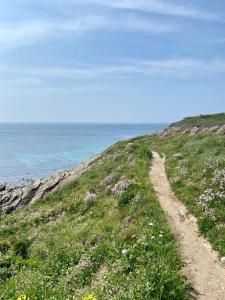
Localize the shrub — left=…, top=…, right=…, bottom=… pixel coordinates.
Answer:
left=0, top=256, right=12, bottom=268
left=68, top=199, right=84, bottom=214
left=118, top=185, right=137, bottom=206
left=0, top=240, right=10, bottom=254
left=0, top=268, right=13, bottom=283
left=199, top=218, right=215, bottom=234
left=11, top=240, right=29, bottom=259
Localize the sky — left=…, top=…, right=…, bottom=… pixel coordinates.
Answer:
left=0, top=0, right=225, bottom=123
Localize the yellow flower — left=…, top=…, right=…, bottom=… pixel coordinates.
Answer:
left=17, top=294, right=27, bottom=300
left=83, top=294, right=97, bottom=300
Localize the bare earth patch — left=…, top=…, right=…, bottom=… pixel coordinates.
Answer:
left=150, top=151, right=225, bottom=300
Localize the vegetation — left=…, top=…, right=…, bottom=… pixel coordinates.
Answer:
left=140, top=131, right=225, bottom=259
left=0, top=140, right=188, bottom=299
left=2, top=112, right=225, bottom=299
left=170, top=112, right=225, bottom=128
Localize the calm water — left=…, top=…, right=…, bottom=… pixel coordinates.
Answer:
left=0, top=123, right=166, bottom=185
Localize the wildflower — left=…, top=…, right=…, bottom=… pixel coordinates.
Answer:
left=159, top=234, right=163, bottom=238
left=176, top=164, right=188, bottom=177
left=133, top=193, right=141, bottom=202
left=83, top=294, right=97, bottom=300
left=78, top=254, right=93, bottom=268
left=112, top=178, right=132, bottom=196
left=17, top=294, right=27, bottom=300
left=149, top=223, right=154, bottom=226
left=122, top=249, right=128, bottom=255
left=151, top=236, right=155, bottom=240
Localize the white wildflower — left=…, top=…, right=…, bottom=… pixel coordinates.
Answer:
left=122, top=249, right=128, bottom=256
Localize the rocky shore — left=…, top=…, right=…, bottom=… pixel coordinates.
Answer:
left=1, top=122, right=225, bottom=216
left=0, top=155, right=99, bottom=215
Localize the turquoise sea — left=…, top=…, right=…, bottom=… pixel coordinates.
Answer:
left=0, top=123, right=166, bottom=185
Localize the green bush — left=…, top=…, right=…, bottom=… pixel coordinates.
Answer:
left=199, top=218, right=215, bottom=234
left=0, top=240, right=10, bottom=254
left=0, top=256, right=12, bottom=268
left=0, top=268, right=13, bottom=283
left=11, top=239, right=29, bottom=259
left=118, top=186, right=137, bottom=206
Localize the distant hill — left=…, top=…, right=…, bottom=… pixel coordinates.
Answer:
left=170, top=113, right=225, bottom=128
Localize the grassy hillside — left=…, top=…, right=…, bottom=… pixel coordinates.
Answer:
left=1, top=113, right=225, bottom=299
left=0, top=140, right=188, bottom=299
left=170, top=113, right=225, bottom=128
left=140, top=131, right=225, bottom=259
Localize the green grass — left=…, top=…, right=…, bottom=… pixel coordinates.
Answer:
left=139, top=132, right=225, bottom=259
left=0, top=140, right=188, bottom=299
left=170, top=112, right=225, bottom=128
left=2, top=120, right=224, bottom=300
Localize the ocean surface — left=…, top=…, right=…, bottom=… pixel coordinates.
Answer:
left=0, top=123, right=166, bottom=185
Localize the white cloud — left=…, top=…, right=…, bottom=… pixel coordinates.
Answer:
left=2, top=58, right=225, bottom=83
left=0, top=77, right=43, bottom=87
left=58, top=0, right=223, bottom=22
left=34, top=59, right=225, bottom=79
left=108, top=15, right=177, bottom=33
left=0, top=15, right=176, bottom=50
left=134, top=58, right=225, bottom=77
left=0, top=16, right=104, bottom=49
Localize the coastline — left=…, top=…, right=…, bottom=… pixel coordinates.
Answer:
left=1, top=121, right=225, bottom=215
left=0, top=123, right=166, bottom=185
left=0, top=154, right=100, bottom=215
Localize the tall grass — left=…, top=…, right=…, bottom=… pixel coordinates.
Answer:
left=0, top=139, right=188, bottom=299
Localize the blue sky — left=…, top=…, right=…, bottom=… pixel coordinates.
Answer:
left=0, top=0, right=225, bottom=123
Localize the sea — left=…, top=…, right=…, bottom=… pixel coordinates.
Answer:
left=0, top=123, right=167, bottom=185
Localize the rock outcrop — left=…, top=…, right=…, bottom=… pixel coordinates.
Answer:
left=0, top=156, right=98, bottom=215
left=0, top=182, right=6, bottom=192
left=154, top=124, right=225, bottom=138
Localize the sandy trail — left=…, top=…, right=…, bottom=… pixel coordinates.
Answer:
left=150, top=151, right=225, bottom=300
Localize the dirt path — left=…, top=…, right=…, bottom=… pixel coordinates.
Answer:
left=150, top=152, right=225, bottom=300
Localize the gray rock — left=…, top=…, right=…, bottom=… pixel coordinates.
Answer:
left=170, top=127, right=182, bottom=133
left=0, top=155, right=100, bottom=215
left=84, top=192, right=97, bottom=206
left=189, top=127, right=200, bottom=135
left=206, top=126, right=219, bottom=133
left=217, top=125, right=225, bottom=135
left=154, top=124, right=225, bottom=138
left=0, top=182, right=6, bottom=192
left=99, top=171, right=117, bottom=188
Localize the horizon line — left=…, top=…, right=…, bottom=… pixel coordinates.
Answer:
left=0, top=121, right=170, bottom=125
